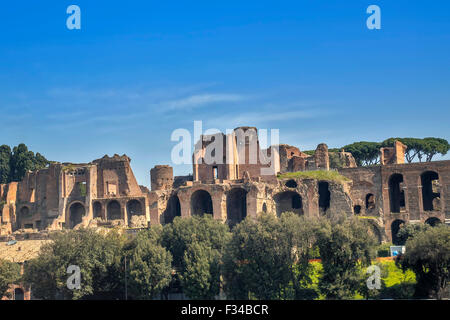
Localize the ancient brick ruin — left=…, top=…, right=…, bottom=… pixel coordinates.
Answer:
left=1, top=127, right=449, bottom=247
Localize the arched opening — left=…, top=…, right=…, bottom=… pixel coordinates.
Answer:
left=365, top=193, right=375, bottom=211
left=93, top=201, right=102, bottom=219
left=285, top=179, right=298, bottom=188
left=107, top=200, right=122, bottom=220
left=318, top=181, right=330, bottom=213
left=190, top=190, right=213, bottom=216
left=127, top=200, right=144, bottom=227
left=164, top=195, right=181, bottom=224
left=391, top=219, right=405, bottom=245
left=262, top=202, right=267, bottom=213
left=274, top=191, right=303, bottom=217
left=69, top=202, right=85, bottom=229
left=389, top=174, right=405, bottom=213
left=226, top=188, right=247, bottom=227
left=354, top=205, right=361, bottom=214
left=421, top=171, right=440, bottom=211
left=14, top=288, right=24, bottom=300
left=20, top=206, right=30, bottom=217
left=425, top=217, right=441, bottom=227
left=17, top=206, right=31, bottom=229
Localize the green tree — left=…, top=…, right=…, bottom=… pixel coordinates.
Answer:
left=124, top=227, right=172, bottom=300
left=23, top=228, right=126, bottom=300
left=382, top=137, right=449, bottom=162
left=342, top=142, right=381, bottom=166
left=162, top=215, right=231, bottom=298
left=422, top=137, right=450, bottom=162
left=316, top=216, right=377, bottom=299
left=396, top=223, right=430, bottom=245
left=0, top=258, right=21, bottom=298
left=222, top=212, right=292, bottom=299
left=396, top=224, right=450, bottom=299
left=0, top=145, right=12, bottom=184
left=182, top=241, right=221, bottom=299
left=162, top=215, right=230, bottom=271
left=381, top=138, right=423, bottom=163
left=9, top=143, right=50, bottom=182
left=278, top=212, right=319, bottom=299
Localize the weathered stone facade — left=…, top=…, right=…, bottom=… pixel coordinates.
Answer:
left=0, top=154, right=148, bottom=233
left=0, top=132, right=448, bottom=247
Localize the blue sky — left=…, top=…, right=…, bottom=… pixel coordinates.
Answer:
left=1, top=1, right=449, bottom=186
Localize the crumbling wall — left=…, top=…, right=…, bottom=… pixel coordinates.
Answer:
left=150, top=165, right=174, bottom=191
left=314, top=143, right=330, bottom=170
left=94, top=154, right=143, bottom=198
left=380, top=140, right=407, bottom=165
left=329, top=150, right=357, bottom=169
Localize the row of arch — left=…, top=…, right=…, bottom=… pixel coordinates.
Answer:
left=162, top=189, right=248, bottom=227
left=163, top=186, right=388, bottom=243
left=388, top=170, right=441, bottom=213
left=163, top=182, right=332, bottom=227
left=68, top=199, right=144, bottom=229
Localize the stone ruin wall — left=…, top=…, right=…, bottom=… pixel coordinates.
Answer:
left=0, top=154, right=149, bottom=235
left=1, top=133, right=449, bottom=245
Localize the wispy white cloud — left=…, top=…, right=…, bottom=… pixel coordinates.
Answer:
left=160, top=93, right=247, bottom=111
left=41, top=88, right=251, bottom=130
left=204, top=108, right=332, bottom=129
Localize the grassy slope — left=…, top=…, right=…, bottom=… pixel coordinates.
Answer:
left=277, top=170, right=351, bottom=183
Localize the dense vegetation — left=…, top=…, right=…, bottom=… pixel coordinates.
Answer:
left=304, top=137, right=450, bottom=167
left=344, top=137, right=450, bottom=166
left=0, top=143, right=50, bottom=184
left=0, top=258, right=21, bottom=298
left=396, top=225, right=450, bottom=299
left=10, top=212, right=446, bottom=300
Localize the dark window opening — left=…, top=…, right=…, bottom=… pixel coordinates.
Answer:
left=127, top=200, right=143, bottom=227
left=354, top=205, right=361, bottom=214
left=93, top=201, right=102, bottom=219
left=262, top=202, right=267, bottom=213
left=191, top=190, right=213, bottom=216
left=69, top=202, right=85, bottom=229
left=164, top=195, right=181, bottom=224
left=274, top=191, right=303, bottom=217
left=20, top=206, right=30, bottom=216
left=318, top=181, right=330, bottom=212
left=365, top=193, right=375, bottom=211
left=421, top=171, right=440, bottom=211
left=285, top=179, right=298, bottom=188
left=292, top=194, right=302, bottom=209
left=14, top=288, right=24, bottom=300
left=389, top=174, right=405, bottom=213
left=391, top=219, right=405, bottom=245
left=226, top=188, right=247, bottom=228
left=107, top=200, right=121, bottom=220
left=425, top=217, right=441, bottom=227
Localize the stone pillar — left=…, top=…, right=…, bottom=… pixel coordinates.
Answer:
left=314, top=143, right=330, bottom=170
